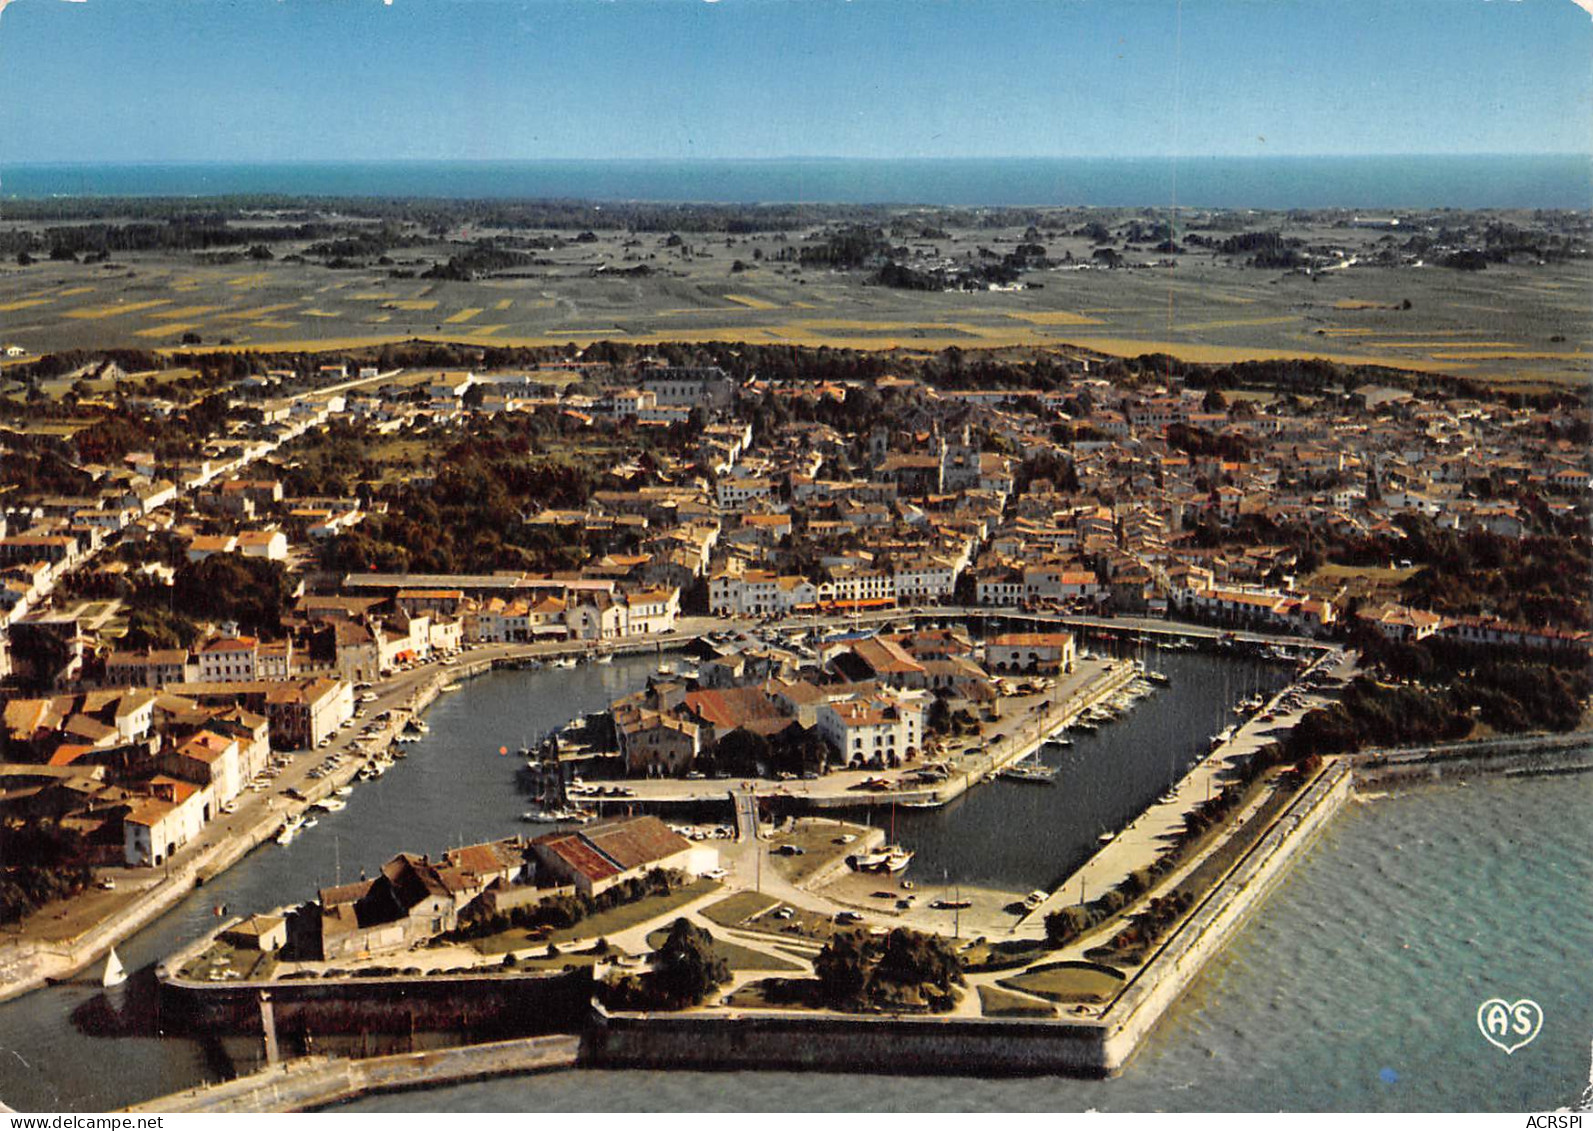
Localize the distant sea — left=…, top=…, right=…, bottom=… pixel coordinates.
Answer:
left=2, top=155, right=1588, bottom=209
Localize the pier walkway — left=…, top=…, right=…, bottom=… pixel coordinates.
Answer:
left=1020, top=647, right=1356, bottom=933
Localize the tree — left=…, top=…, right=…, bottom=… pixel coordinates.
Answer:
left=813, top=930, right=870, bottom=1004
left=652, top=918, right=729, bottom=1006
left=813, top=927, right=963, bottom=1012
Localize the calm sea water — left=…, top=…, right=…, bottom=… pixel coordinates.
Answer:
left=0, top=652, right=1587, bottom=1112
left=3, top=156, right=1588, bottom=209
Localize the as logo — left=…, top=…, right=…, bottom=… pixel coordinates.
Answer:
left=1476, top=998, right=1543, bottom=1055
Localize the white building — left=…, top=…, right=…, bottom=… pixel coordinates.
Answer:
left=985, top=632, right=1076, bottom=674
left=123, top=778, right=209, bottom=867
left=197, top=637, right=259, bottom=683
left=893, top=556, right=958, bottom=603
left=623, top=588, right=681, bottom=636
left=716, top=478, right=775, bottom=510
left=816, top=691, right=926, bottom=767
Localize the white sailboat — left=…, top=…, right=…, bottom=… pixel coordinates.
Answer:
left=102, top=947, right=127, bottom=988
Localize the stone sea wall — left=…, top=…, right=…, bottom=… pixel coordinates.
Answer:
left=158, top=964, right=594, bottom=1040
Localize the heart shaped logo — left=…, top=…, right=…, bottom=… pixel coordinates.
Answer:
left=1476, top=998, right=1543, bottom=1055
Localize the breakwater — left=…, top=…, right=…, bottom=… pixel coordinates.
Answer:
left=1350, top=730, right=1593, bottom=787
left=1093, top=760, right=1352, bottom=1071
left=125, top=1034, right=580, bottom=1113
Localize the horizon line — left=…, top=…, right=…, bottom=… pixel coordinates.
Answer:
left=3, top=152, right=1589, bottom=169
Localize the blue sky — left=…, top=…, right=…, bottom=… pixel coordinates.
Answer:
left=0, top=0, right=1588, bottom=163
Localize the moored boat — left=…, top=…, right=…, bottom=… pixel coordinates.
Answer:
left=881, top=848, right=914, bottom=873
left=102, top=948, right=127, bottom=988
left=999, top=760, right=1058, bottom=784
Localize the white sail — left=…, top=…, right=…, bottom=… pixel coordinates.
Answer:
left=101, top=947, right=127, bottom=988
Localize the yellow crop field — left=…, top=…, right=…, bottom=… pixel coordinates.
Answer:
left=301, top=309, right=341, bottom=318
left=1428, top=350, right=1591, bottom=361
left=369, top=314, right=393, bottom=323
left=491, top=298, right=514, bottom=311
left=148, top=305, right=225, bottom=320
left=0, top=299, right=52, bottom=312
left=444, top=307, right=484, bottom=323
left=134, top=322, right=199, bottom=338
left=1373, top=341, right=1521, bottom=349
left=226, top=273, right=269, bottom=288
left=1058, top=336, right=1462, bottom=373
left=352, top=292, right=399, bottom=301
left=784, top=319, right=1001, bottom=336
left=65, top=300, right=172, bottom=320
left=56, top=286, right=96, bottom=297
left=1332, top=300, right=1389, bottom=310
left=385, top=300, right=438, bottom=311
left=215, top=303, right=298, bottom=321
left=464, top=324, right=508, bottom=336
left=1315, top=328, right=1482, bottom=338
left=1172, top=315, right=1300, bottom=332
left=251, top=320, right=297, bottom=329
left=1005, top=311, right=1105, bottom=326
left=725, top=294, right=779, bottom=310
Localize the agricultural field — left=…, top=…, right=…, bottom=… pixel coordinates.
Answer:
left=1, top=209, right=1587, bottom=387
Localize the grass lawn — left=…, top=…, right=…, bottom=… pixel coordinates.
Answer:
left=767, top=819, right=876, bottom=887
left=545, top=878, right=720, bottom=944
left=977, top=984, right=1057, bottom=1018
left=999, top=961, right=1125, bottom=1004
left=960, top=938, right=1054, bottom=974
left=468, top=879, right=720, bottom=954
left=770, top=941, right=824, bottom=961
left=723, top=977, right=820, bottom=1011
left=721, top=902, right=841, bottom=945
left=499, top=950, right=608, bottom=971
left=701, top=891, right=780, bottom=929
left=644, top=927, right=802, bottom=973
